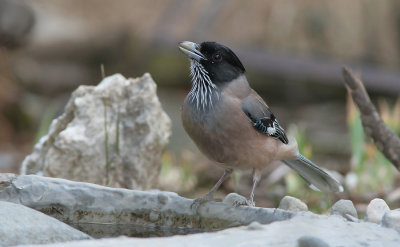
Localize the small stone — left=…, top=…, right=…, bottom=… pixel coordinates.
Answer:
left=223, top=193, right=247, bottom=206
left=246, top=221, right=264, bottom=230
left=382, top=210, right=400, bottom=233
left=365, top=198, right=390, bottom=224
left=297, top=235, right=330, bottom=247
left=278, top=196, right=308, bottom=212
left=330, top=199, right=358, bottom=219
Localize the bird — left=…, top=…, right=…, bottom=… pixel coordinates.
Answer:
left=178, top=41, right=343, bottom=207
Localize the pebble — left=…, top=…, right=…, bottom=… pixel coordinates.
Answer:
left=330, top=199, right=358, bottom=219
left=278, top=196, right=308, bottom=212
left=223, top=193, right=247, bottom=206
left=365, top=198, right=390, bottom=224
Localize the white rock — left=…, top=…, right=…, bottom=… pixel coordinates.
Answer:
left=278, top=196, right=308, bottom=212
left=330, top=199, right=358, bottom=219
left=365, top=198, right=390, bottom=224
left=20, top=73, right=171, bottom=189
left=0, top=201, right=90, bottom=246
left=382, top=210, right=400, bottom=233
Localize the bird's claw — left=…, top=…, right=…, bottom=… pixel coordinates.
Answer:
left=232, top=198, right=256, bottom=207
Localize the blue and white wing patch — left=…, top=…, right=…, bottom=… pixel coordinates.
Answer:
left=252, top=115, right=288, bottom=144
left=242, top=94, right=288, bottom=144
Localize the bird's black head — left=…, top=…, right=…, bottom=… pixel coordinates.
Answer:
left=179, top=41, right=245, bottom=85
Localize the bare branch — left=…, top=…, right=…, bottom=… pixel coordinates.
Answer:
left=342, top=66, right=400, bottom=171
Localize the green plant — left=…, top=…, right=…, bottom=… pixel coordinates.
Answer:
left=102, top=98, right=122, bottom=185
left=346, top=97, right=399, bottom=195
left=284, top=96, right=400, bottom=212
left=34, top=102, right=58, bottom=142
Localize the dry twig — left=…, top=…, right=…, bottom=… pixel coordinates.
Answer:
left=342, top=66, right=400, bottom=171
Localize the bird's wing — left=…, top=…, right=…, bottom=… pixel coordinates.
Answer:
left=241, top=91, right=288, bottom=144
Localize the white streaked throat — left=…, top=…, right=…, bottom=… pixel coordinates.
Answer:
left=188, top=60, right=220, bottom=111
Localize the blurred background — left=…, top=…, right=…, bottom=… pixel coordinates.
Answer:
left=1, top=0, right=400, bottom=213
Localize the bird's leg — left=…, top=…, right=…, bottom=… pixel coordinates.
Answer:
left=234, top=168, right=261, bottom=207
left=248, top=169, right=261, bottom=206
left=191, top=168, right=233, bottom=211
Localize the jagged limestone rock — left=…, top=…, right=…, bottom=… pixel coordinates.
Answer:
left=21, top=73, right=171, bottom=189
left=0, top=201, right=90, bottom=246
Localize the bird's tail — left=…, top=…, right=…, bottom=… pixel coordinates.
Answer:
left=282, top=154, right=343, bottom=192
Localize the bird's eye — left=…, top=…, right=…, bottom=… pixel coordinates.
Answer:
left=212, top=53, right=222, bottom=62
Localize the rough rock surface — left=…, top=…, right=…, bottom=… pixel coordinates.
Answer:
left=0, top=174, right=294, bottom=233
left=0, top=201, right=90, bottom=246
left=365, top=198, right=390, bottom=224
left=20, top=73, right=171, bottom=189
left=330, top=199, right=358, bottom=220
left=278, top=195, right=308, bottom=212
left=20, top=214, right=400, bottom=247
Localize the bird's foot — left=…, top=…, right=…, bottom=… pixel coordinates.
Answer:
left=190, top=194, right=219, bottom=212
left=232, top=198, right=256, bottom=207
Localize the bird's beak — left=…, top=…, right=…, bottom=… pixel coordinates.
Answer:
left=178, top=41, right=207, bottom=62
